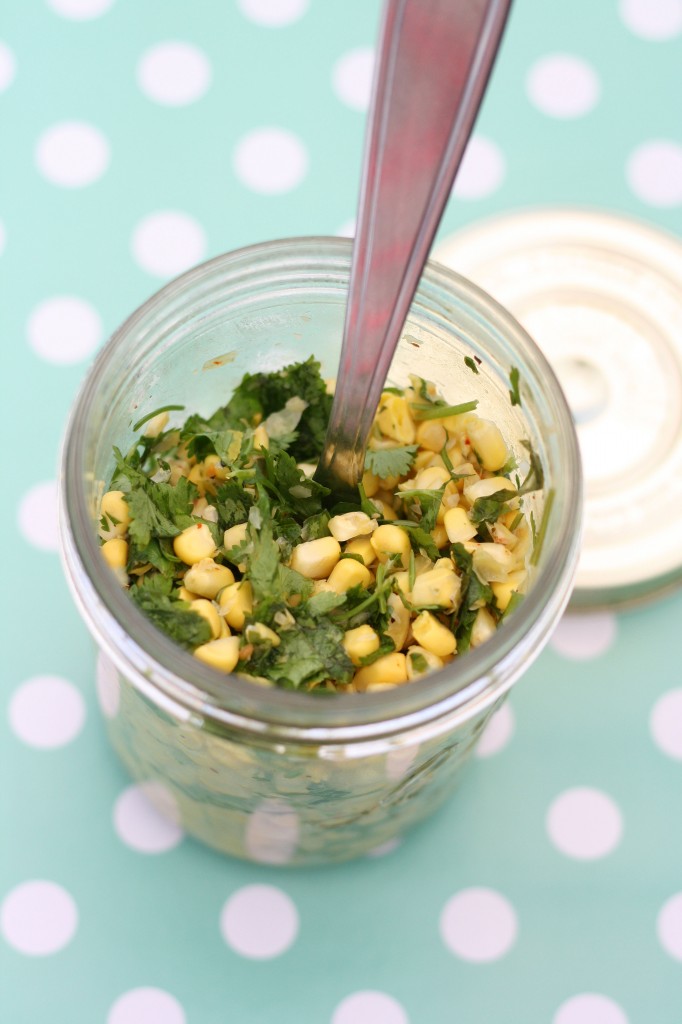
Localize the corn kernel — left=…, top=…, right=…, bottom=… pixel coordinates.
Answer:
left=343, top=625, right=380, bottom=666
left=194, top=636, right=241, bottom=673
left=143, top=411, right=169, bottom=437
left=328, top=511, right=377, bottom=542
left=101, top=537, right=128, bottom=569
left=189, top=599, right=222, bottom=639
left=184, top=558, right=235, bottom=599
left=443, top=506, right=477, bottom=543
left=245, top=622, right=281, bottom=646
left=353, top=652, right=408, bottom=691
left=406, top=645, right=444, bottom=679
left=370, top=498, right=397, bottom=520
left=376, top=394, right=416, bottom=444
left=430, top=524, right=448, bottom=549
left=472, top=543, right=515, bottom=582
left=370, top=524, right=411, bottom=567
left=412, top=611, right=456, bottom=657
left=253, top=424, right=269, bottom=451
left=471, top=607, right=497, bottom=647
left=411, top=567, right=461, bottom=610
left=467, top=417, right=509, bottom=472
left=386, top=593, right=410, bottom=650
left=414, top=465, right=451, bottom=490
left=344, top=537, right=376, bottom=566
left=290, top=536, right=341, bottom=579
left=99, top=490, right=131, bottom=539
left=463, top=475, right=516, bottom=505
left=218, top=581, right=253, bottom=630
left=177, top=586, right=201, bottom=602
left=223, top=522, right=248, bottom=553
left=327, top=558, right=373, bottom=593
left=173, top=523, right=217, bottom=565
left=362, top=471, right=380, bottom=497
left=416, top=420, right=447, bottom=452
left=491, top=570, right=527, bottom=612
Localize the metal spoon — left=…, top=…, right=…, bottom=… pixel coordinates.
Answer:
left=315, top=0, right=512, bottom=499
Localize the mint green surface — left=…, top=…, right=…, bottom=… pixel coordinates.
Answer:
left=2, top=2, right=682, bottom=1022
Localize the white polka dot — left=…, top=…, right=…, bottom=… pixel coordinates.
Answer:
left=332, top=990, right=409, bottom=1024
left=332, top=47, right=375, bottom=111
left=245, top=799, right=299, bottom=864
left=452, top=136, right=505, bottom=200
left=107, top=987, right=186, bottom=1024
left=554, top=993, right=629, bottom=1024
left=550, top=611, right=617, bottom=660
left=620, top=0, right=682, bottom=40
left=237, top=0, right=308, bottom=26
left=475, top=702, right=515, bottom=758
left=137, top=42, right=211, bottom=106
left=18, top=481, right=59, bottom=552
left=650, top=689, right=682, bottom=760
left=96, top=650, right=121, bottom=719
left=47, top=0, right=115, bottom=18
left=35, top=121, right=110, bottom=188
left=658, top=892, right=682, bottom=961
left=366, top=837, right=402, bottom=858
left=0, top=41, right=16, bottom=92
left=27, top=296, right=102, bottom=364
left=440, top=887, right=517, bottom=962
left=1, top=880, right=77, bottom=955
left=335, top=218, right=356, bottom=238
left=233, top=127, right=308, bottom=194
left=113, top=781, right=184, bottom=853
left=131, top=211, right=207, bottom=277
left=220, top=884, right=298, bottom=959
left=9, top=676, right=85, bottom=749
left=526, top=54, right=600, bottom=118
left=626, top=140, right=682, bottom=206
left=547, top=787, right=623, bottom=860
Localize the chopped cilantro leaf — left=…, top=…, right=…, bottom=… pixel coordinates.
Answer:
left=130, top=575, right=212, bottom=649
left=464, top=356, right=480, bottom=375
left=364, top=445, right=418, bottom=480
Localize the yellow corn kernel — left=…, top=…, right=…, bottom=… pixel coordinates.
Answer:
left=203, top=454, right=229, bottom=483
left=290, top=536, right=341, bottom=579
left=344, top=537, right=376, bottom=567
left=328, top=511, right=377, bottom=542
left=467, top=417, right=509, bottom=472
left=327, top=558, right=373, bottom=593
left=223, top=522, right=248, bottom=551
left=353, top=652, right=408, bottom=691
left=194, top=636, right=241, bottom=673
left=406, top=645, right=444, bottom=680
left=169, top=459, right=190, bottom=486
left=99, top=490, right=131, bottom=538
left=184, top=558, right=235, bottom=599
left=472, top=543, right=515, bottom=583
left=471, top=607, right=497, bottom=647
left=411, top=567, right=461, bottom=610
left=414, top=448, right=438, bottom=472
left=218, top=581, right=253, bottom=630
left=189, top=599, right=222, bottom=640
left=414, top=554, right=434, bottom=576
left=386, top=593, right=410, bottom=650
left=376, top=394, right=416, bottom=444
left=362, top=471, right=380, bottom=498
left=188, top=463, right=206, bottom=493
left=297, top=462, right=316, bottom=478
left=430, top=524, right=449, bottom=549
left=253, top=424, right=269, bottom=451
left=463, top=475, right=516, bottom=506
left=325, top=377, right=336, bottom=395
left=364, top=682, right=398, bottom=692
left=414, top=465, right=451, bottom=490
left=412, top=611, right=456, bottom=657
left=370, top=524, right=411, bottom=567
left=392, top=571, right=411, bottom=596
left=143, top=411, right=169, bottom=437
left=491, top=570, right=527, bottom=612
left=101, top=537, right=128, bottom=569
left=245, top=622, right=281, bottom=647
left=177, top=586, right=201, bottom=602
left=173, top=523, right=217, bottom=565
left=443, top=506, right=477, bottom=543
left=343, top=624, right=380, bottom=666
left=218, top=617, right=232, bottom=638
left=416, top=420, right=447, bottom=452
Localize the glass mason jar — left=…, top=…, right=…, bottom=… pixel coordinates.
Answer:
left=59, top=237, right=581, bottom=865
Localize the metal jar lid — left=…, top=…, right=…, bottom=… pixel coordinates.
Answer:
left=435, top=208, right=682, bottom=609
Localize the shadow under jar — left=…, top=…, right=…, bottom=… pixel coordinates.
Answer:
left=60, top=237, right=582, bottom=865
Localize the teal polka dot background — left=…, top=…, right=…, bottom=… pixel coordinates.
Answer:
left=2, top=0, right=682, bottom=1021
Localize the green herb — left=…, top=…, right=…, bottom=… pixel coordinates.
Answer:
left=129, top=575, right=212, bottom=649
left=409, top=399, right=478, bottom=421
left=364, top=444, right=418, bottom=479
left=464, top=356, right=480, bottom=375
left=132, top=404, right=185, bottom=433
left=518, top=440, right=544, bottom=495
left=408, top=651, right=429, bottom=673
left=469, top=488, right=517, bottom=527
left=398, top=486, right=446, bottom=532
left=531, top=488, right=555, bottom=566
left=450, top=543, right=494, bottom=652
left=509, top=366, right=521, bottom=406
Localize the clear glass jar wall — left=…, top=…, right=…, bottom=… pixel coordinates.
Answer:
left=60, top=238, right=582, bottom=865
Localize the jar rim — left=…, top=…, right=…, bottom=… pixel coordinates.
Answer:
left=60, top=235, right=582, bottom=742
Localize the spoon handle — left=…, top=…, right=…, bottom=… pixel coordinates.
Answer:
left=316, top=0, right=512, bottom=497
